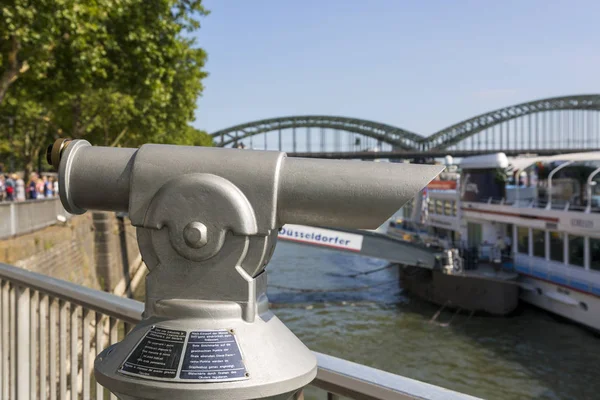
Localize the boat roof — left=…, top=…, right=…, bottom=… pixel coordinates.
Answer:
left=459, top=153, right=509, bottom=169
left=459, top=151, right=600, bottom=171
left=509, top=151, right=600, bottom=171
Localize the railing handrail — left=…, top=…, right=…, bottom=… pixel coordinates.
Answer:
left=313, top=353, right=479, bottom=400
left=0, top=197, right=61, bottom=207
left=0, top=261, right=479, bottom=400
left=0, top=262, right=143, bottom=324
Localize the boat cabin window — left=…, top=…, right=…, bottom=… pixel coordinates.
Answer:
left=428, top=201, right=434, bottom=214
left=532, top=229, right=545, bottom=258
left=590, top=238, right=600, bottom=272
left=568, top=235, right=585, bottom=267
left=453, top=202, right=458, bottom=216
left=549, top=232, right=564, bottom=263
left=460, top=167, right=506, bottom=203
left=444, top=201, right=452, bottom=216
left=435, top=200, right=443, bottom=215
left=517, top=227, right=529, bottom=254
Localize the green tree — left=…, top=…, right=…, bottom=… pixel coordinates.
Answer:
left=162, top=125, right=213, bottom=147
left=0, top=0, right=212, bottom=177
left=1, top=87, right=54, bottom=176
left=0, top=0, right=58, bottom=104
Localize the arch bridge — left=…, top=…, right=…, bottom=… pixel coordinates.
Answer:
left=210, top=95, right=600, bottom=158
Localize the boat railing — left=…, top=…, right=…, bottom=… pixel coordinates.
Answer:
left=0, top=261, right=479, bottom=400
left=445, top=241, right=513, bottom=271
left=477, top=197, right=600, bottom=213
left=388, top=220, right=429, bottom=235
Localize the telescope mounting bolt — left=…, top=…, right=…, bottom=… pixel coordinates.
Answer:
left=183, top=221, right=207, bottom=248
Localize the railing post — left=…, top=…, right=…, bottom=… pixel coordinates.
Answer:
left=55, top=197, right=61, bottom=219
left=39, top=295, right=48, bottom=400
left=59, top=301, right=67, bottom=400
left=30, top=291, right=38, bottom=400
left=16, top=286, right=30, bottom=400
left=547, top=160, right=574, bottom=209
left=9, top=285, right=15, bottom=400
left=1, top=281, right=9, bottom=400
left=70, top=305, right=78, bottom=400
left=585, top=167, right=600, bottom=213
left=95, top=313, right=104, bottom=400
left=10, top=202, right=16, bottom=236
left=49, top=298, right=57, bottom=400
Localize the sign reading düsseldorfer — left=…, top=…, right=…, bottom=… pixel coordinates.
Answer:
left=278, top=224, right=363, bottom=252
left=180, top=330, right=248, bottom=382
left=119, top=327, right=186, bottom=379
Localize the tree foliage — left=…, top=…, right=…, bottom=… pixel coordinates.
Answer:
left=0, top=0, right=212, bottom=176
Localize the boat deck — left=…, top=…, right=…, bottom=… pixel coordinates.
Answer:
left=446, top=263, right=519, bottom=281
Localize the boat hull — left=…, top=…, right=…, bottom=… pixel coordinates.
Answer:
left=519, top=276, right=600, bottom=332
left=400, top=266, right=519, bottom=315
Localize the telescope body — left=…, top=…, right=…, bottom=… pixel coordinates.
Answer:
left=60, top=141, right=442, bottom=230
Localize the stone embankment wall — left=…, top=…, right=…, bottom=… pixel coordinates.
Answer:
left=0, top=211, right=141, bottom=292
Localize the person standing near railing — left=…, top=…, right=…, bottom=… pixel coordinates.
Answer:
left=43, top=176, right=53, bottom=198
left=4, top=174, right=15, bottom=201
left=36, top=176, right=45, bottom=199
left=0, top=175, right=5, bottom=201
left=495, top=236, right=506, bottom=264
left=52, top=177, right=59, bottom=197
left=28, top=173, right=38, bottom=200
left=15, top=174, right=25, bottom=201
left=504, top=234, right=512, bottom=256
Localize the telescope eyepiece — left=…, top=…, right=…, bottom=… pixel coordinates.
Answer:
left=47, top=138, right=72, bottom=170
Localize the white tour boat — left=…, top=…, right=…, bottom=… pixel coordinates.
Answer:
left=389, top=152, right=600, bottom=331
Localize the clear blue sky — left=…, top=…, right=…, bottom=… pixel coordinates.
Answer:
left=193, top=0, right=600, bottom=136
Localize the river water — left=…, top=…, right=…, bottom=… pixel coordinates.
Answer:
left=135, top=241, right=600, bottom=400
left=268, top=242, right=600, bottom=400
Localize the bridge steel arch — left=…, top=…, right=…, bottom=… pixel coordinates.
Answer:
left=210, top=116, right=422, bottom=150
left=424, top=94, right=600, bottom=150
left=210, top=94, right=600, bottom=154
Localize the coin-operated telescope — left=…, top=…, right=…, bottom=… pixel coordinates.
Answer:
left=48, top=139, right=442, bottom=400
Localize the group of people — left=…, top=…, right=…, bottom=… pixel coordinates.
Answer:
left=0, top=173, right=59, bottom=202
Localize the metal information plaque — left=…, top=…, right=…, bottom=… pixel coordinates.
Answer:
left=180, top=330, right=247, bottom=381
left=119, top=327, right=248, bottom=383
left=120, top=327, right=186, bottom=379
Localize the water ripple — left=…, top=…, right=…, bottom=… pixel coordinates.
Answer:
left=269, top=241, right=600, bottom=400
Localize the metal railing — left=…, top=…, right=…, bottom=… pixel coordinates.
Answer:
left=474, top=196, right=600, bottom=213
left=0, top=262, right=478, bottom=400
left=0, top=198, right=71, bottom=239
